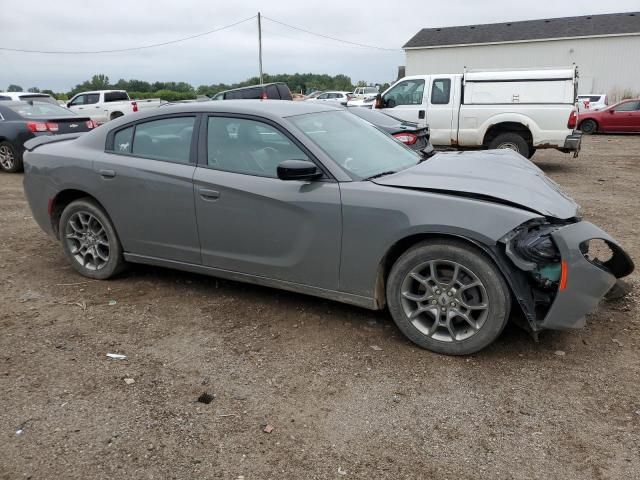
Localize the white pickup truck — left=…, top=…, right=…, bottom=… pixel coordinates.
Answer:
left=66, top=90, right=162, bottom=124
left=374, top=68, right=581, bottom=158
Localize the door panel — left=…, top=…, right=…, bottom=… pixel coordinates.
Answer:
left=380, top=78, right=427, bottom=127
left=193, top=169, right=341, bottom=289
left=426, top=77, right=455, bottom=145
left=93, top=154, right=200, bottom=263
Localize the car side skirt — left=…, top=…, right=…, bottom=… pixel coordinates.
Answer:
left=124, top=253, right=377, bottom=310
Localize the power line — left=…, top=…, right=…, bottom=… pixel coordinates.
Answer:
left=0, top=15, right=256, bottom=54
left=262, top=15, right=401, bottom=52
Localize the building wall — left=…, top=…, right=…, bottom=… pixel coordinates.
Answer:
left=405, top=35, right=640, bottom=100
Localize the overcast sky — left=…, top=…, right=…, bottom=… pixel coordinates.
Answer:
left=0, top=0, right=638, bottom=92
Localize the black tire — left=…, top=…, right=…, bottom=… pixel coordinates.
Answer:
left=59, top=198, right=126, bottom=280
left=580, top=119, right=597, bottom=135
left=386, top=240, right=511, bottom=355
left=0, top=141, right=23, bottom=173
left=526, top=147, right=537, bottom=159
left=488, top=132, right=530, bottom=159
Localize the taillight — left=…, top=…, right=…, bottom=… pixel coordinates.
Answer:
left=261, top=91, right=268, bottom=100
left=86, top=120, right=97, bottom=129
left=131, top=101, right=138, bottom=112
left=393, top=132, right=418, bottom=145
left=46, top=122, right=59, bottom=132
left=27, top=122, right=49, bottom=132
left=567, top=110, right=577, bottom=129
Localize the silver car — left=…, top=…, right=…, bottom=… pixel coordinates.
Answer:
left=23, top=101, right=634, bottom=355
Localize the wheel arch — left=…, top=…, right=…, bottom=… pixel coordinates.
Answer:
left=482, top=121, right=533, bottom=147
left=50, top=189, right=108, bottom=239
left=374, top=232, right=529, bottom=323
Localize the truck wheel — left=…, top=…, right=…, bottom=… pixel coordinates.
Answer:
left=488, top=133, right=530, bottom=158
left=0, top=141, right=23, bottom=173
left=386, top=240, right=511, bottom=355
left=580, top=119, right=597, bottom=134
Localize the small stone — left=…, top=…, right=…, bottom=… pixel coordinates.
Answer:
left=370, top=345, right=383, bottom=351
left=108, top=300, right=117, bottom=306
left=554, top=350, right=566, bottom=356
left=124, top=378, right=135, bottom=385
left=263, top=424, right=274, bottom=434
left=612, top=338, right=624, bottom=347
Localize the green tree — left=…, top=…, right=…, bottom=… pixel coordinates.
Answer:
left=27, top=87, right=41, bottom=93
left=7, top=84, right=23, bottom=92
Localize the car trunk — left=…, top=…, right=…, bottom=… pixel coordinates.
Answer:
left=37, top=117, right=93, bottom=134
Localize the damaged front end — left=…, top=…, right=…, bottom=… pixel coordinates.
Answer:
left=500, top=219, right=634, bottom=333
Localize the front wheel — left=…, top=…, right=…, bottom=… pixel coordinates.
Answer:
left=488, top=132, right=530, bottom=159
left=59, top=199, right=126, bottom=279
left=386, top=240, right=511, bottom=355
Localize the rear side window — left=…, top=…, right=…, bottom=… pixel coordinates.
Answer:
left=276, top=83, right=292, bottom=100
left=431, top=79, right=451, bottom=105
left=113, top=127, right=134, bottom=153
left=131, top=117, right=195, bottom=163
left=265, top=84, right=279, bottom=99
left=104, top=91, right=129, bottom=102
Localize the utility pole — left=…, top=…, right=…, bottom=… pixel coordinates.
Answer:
left=258, top=12, right=263, bottom=85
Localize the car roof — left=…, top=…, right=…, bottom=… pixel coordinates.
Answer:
left=220, top=82, right=288, bottom=94
left=122, top=100, right=341, bottom=119
left=0, top=92, right=52, bottom=98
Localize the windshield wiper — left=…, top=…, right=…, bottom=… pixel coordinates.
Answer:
left=364, top=170, right=397, bottom=181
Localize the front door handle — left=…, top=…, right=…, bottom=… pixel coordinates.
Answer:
left=199, top=188, right=220, bottom=200
left=99, top=169, right=116, bottom=178
left=418, top=110, right=425, bottom=119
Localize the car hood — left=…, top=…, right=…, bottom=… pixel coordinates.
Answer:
left=372, top=149, right=580, bottom=219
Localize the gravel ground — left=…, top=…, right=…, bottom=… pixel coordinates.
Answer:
left=1, top=135, right=638, bottom=479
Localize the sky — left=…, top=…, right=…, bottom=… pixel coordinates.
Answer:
left=0, top=0, right=638, bottom=92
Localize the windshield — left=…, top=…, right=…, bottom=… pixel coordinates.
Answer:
left=18, top=94, right=58, bottom=105
left=289, top=110, right=419, bottom=179
left=8, top=102, right=76, bottom=118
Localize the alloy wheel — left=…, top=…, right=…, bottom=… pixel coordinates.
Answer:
left=496, top=142, right=520, bottom=153
left=0, top=145, right=15, bottom=170
left=400, top=260, right=489, bottom=342
left=65, top=211, right=110, bottom=271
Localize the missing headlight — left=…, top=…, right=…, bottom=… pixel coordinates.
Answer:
left=514, top=225, right=561, bottom=264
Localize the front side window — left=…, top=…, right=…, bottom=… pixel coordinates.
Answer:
left=614, top=101, right=640, bottom=112
left=129, top=117, right=195, bottom=163
left=289, top=110, right=419, bottom=180
left=207, top=117, right=309, bottom=178
left=383, top=79, right=425, bottom=107
left=317, top=93, right=328, bottom=100
left=69, top=95, right=85, bottom=106
left=431, top=79, right=451, bottom=105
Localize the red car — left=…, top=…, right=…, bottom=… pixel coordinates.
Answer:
left=578, top=99, right=640, bottom=134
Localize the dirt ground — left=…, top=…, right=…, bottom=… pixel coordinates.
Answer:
left=1, top=135, right=638, bottom=479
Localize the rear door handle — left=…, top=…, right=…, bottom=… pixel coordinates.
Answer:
left=99, top=169, right=116, bottom=178
left=199, top=188, right=220, bottom=200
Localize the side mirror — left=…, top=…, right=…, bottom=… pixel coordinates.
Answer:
left=374, top=93, right=382, bottom=109
left=608, top=109, right=615, bottom=114
left=67, top=103, right=72, bottom=108
left=277, top=160, right=322, bottom=181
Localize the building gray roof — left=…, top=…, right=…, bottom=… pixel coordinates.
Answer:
left=403, top=11, right=640, bottom=49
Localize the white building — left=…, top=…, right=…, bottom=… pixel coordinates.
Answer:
left=403, top=12, right=640, bottom=101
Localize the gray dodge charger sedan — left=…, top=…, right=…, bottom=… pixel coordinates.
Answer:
left=23, top=100, right=634, bottom=355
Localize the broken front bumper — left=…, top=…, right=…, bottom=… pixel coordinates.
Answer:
left=538, top=221, right=634, bottom=330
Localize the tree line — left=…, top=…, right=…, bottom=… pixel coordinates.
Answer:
left=6, top=74, right=390, bottom=102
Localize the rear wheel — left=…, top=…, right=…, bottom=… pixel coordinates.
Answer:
left=580, top=119, right=597, bottom=134
left=0, top=141, right=23, bottom=173
left=488, top=132, right=530, bottom=159
left=386, top=240, right=511, bottom=355
left=59, top=199, right=126, bottom=279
